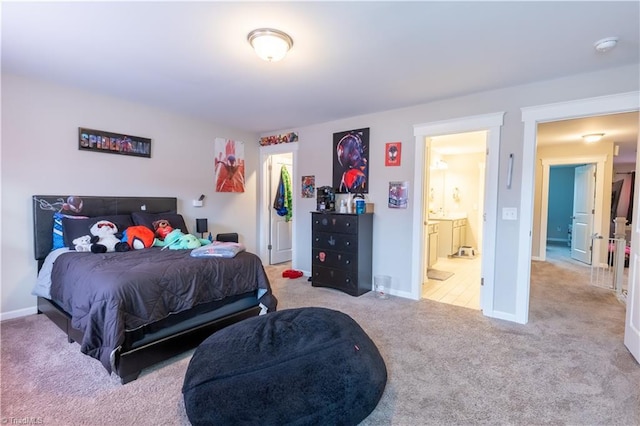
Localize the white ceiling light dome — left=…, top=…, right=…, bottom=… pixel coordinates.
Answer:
left=582, top=133, right=605, bottom=143
left=594, top=37, right=618, bottom=53
left=247, top=28, right=293, bottom=62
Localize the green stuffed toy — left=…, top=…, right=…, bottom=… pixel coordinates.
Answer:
left=154, top=229, right=211, bottom=250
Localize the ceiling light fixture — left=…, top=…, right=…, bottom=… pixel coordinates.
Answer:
left=247, top=28, right=293, bottom=62
left=582, top=133, right=605, bottom=143
left=594, top=37, right=618, bottom=53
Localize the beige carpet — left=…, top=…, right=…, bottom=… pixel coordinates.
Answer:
left=1, top=260, right=639, bottom=425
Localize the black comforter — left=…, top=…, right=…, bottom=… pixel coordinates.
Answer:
left=50, top=248, right=277, bottom=373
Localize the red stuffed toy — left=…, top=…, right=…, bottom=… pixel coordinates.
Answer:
left=152, top=219, right=174, bottom=240
left=122, top=225, right=156, bottom=250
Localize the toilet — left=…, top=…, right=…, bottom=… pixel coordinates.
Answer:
left=458, top=246, right=475, bottom=257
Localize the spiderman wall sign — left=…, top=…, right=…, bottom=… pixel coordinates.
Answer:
left=385, top=142, right=402, bottom=167
left=332, top=127, right=369, bottom=194
left=79, top=127, right=151, bottom=158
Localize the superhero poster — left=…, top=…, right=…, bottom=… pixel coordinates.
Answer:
left=332, top=127, right=369, bottom=194
left=385, top=142, right=401, bottom=166
left=301, top=175, right=315, bottom=198
left=388, top=181, right=408, bottom=209
left=214, top=138, right=245, bottom=193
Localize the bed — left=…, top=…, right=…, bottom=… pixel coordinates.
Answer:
left=32, top=195, right=277, bottom=384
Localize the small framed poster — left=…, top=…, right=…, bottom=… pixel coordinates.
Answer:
left=302, top=175, right=315, bottom=198
left=385, top=142, right=401, bottom=166
left=388, top=181, right=409, bottom=209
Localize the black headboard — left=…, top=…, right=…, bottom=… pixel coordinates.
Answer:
left=33, top=195, right=177, bottom=262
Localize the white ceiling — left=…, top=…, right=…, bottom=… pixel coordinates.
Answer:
left=537, top=112, right=639, bottom=164
left=2, top=1, right=639, bottom=148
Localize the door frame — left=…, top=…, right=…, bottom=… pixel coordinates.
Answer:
left=258, top=142, right=298, bottom=266
left=412, top=112, right=504, bottom=316
left=537, top=156, right=606, bottom=262
left=624, top=129, right=640, bottom=363
left=519, top=91, right=640, bottom=324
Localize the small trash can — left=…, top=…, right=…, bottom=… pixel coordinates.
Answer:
left=373, top=275, right=390, bottom=299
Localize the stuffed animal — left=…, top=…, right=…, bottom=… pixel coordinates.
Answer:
left=90, top=220, right=130, bottom=253
left=154, top=229, right=211, bottom=250
left=152, top=219, right=174, bottom=240
left=72, top=235, right=92, bottom=252
left=121, top=225, right=157, bottom=250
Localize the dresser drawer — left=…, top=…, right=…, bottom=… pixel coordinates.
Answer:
left=312, top=213, right=358, bottom=234
left=311, top=265, right=358, bottom=295
left=312, top=248, right=356, bottom=271
left=311, top=231, right=358, bottom=252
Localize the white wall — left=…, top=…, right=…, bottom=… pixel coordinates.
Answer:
left=1, top=73, right=260, bottom=318
left=442, top=152, right=486, bottom=250
left=264, top=64, right=639, bottom=314
left=3, top=64, right=638, bottom=320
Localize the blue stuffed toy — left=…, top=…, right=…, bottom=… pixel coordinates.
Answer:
left=153, top=229, right=211, bottom=250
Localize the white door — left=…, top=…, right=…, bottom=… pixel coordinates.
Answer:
left=624, top=144, right=640, bottom=363
left=269, top=154, right=293, bottom=264
left=571, top=164, right=596, bottom=264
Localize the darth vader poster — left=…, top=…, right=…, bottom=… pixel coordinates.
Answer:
left=332, top=127, right=369, bottom=194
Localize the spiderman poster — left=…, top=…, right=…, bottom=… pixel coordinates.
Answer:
left=332, top=127, right=369, bottom=194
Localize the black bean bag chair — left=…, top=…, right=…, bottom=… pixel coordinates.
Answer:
left=182, top=307, right=387, bottom=425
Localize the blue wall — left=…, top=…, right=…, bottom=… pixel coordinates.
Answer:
left=547, top=166, right=576, bottom=242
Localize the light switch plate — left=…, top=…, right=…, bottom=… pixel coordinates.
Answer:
left=192, top=200, right=203, bottom=207
left=502, top=207, right=517, bottom=220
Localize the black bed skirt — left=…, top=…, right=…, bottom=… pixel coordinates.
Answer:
left=37, top=293, right=262, bottom=383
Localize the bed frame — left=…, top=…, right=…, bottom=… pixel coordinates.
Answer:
left=33, top=195, right=261, bottom=384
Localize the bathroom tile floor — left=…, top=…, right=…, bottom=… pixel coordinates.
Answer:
left=422, top=254, right=481, bottom=310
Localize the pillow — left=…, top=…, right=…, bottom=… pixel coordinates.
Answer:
left=62, top=215, right=134, bottom=249
left=52, top=212, right=88, bottom=250
left=190, top=241, right=245, bottom=258
left=131, top=211, right=189, bottom=236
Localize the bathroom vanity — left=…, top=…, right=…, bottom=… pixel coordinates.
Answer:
left=427, top=221, right=439, bottom=268
left=430, top=214, right=467, bottom=257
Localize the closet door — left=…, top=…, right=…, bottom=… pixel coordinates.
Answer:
left=270, top=154, right=293, bottom=264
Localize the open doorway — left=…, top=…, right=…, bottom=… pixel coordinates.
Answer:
left=258, top=142, right=298, bottom=267
left=545, top=164, right=596, bottom=269
left=519, top=92, right=640, bottom=326
left=533, top=113, right=638, bottom=295
left=268, top=153, right=293, bottom=265
left=422, top=131, right=486, bottom=310
left=411, top=111, right=504, bottom=318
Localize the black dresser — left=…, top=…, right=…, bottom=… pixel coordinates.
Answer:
left=311, top=212, right=373, bottom=296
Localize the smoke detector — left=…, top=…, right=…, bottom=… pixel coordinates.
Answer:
left=594, top=37, right=618, bottom=53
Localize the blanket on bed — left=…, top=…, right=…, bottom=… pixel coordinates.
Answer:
left=49, top=248, right=277, bottom=373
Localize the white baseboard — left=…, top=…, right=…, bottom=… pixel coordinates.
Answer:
left=482, top=309, right=520, bottom=324
left=0, top=306, right=37, bottom=322
left=387, top=288, right=416, bottom=300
